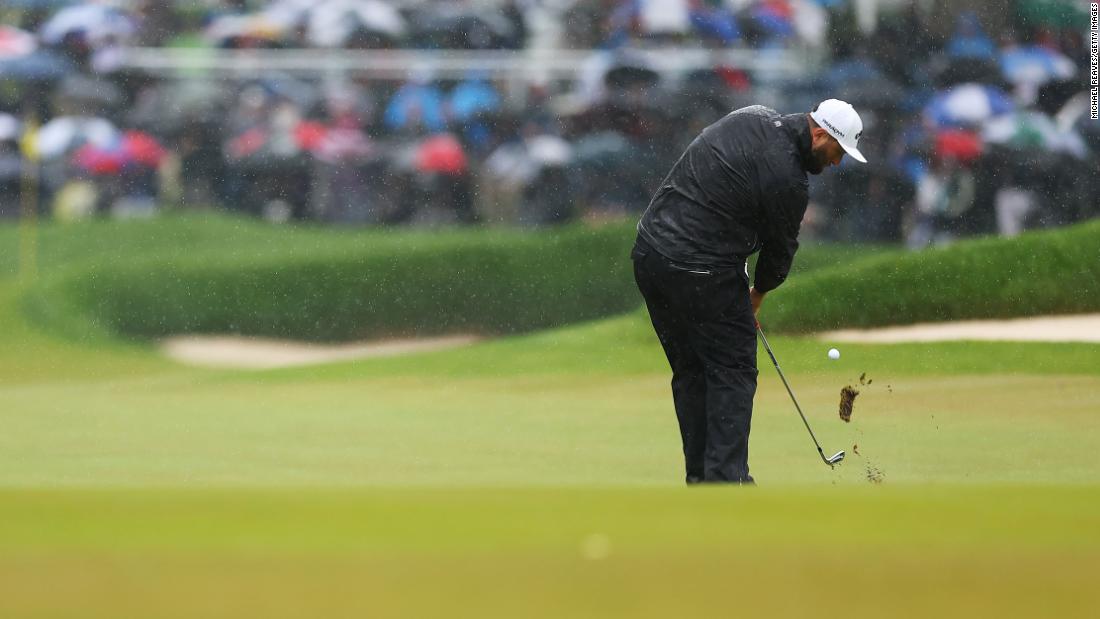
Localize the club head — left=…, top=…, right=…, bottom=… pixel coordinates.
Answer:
left=825, top=451, right=845, bottom=465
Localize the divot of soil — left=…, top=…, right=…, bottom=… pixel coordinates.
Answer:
left=839, top=385, right=860, bottom=422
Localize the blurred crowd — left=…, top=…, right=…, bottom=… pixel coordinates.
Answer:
left=0, top=0, right=1097, bottom=245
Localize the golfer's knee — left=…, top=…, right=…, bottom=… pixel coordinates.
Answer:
left=671, top=368, right=705, bottom=388
left=705, top=362, right=758, bottom=385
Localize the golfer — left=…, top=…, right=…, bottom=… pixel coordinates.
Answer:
left=632, top=99, right=866, bottom=484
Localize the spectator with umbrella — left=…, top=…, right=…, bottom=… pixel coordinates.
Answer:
left=409, top=133, right=476, bottom=225
left=446, top=72, right=502, bottom=156
left=223, top=88, right=318, bottom=220
left=384, top=68, right=447, bottom=136
left=310, top=83, right=380, bottom=224
left=307, top=0, right=406, bottom=49
left=690, top=1, right=741, bottom=46
left=999, top=42, right=1077, bottom=104
left=482, top=119, right=573, bottom=226
left=908, top=151, right=978, bottom=248
left=982, top=110, right=1089, bottom=159
left=923, top=83, right=1015, bottom=128
left=32, top=114, right=119, bottom=217
left=34, top=115, right=119, bottom=161
left=39, top=2, right=136, bottom=71
left=71, top=129, right=166, bottom=217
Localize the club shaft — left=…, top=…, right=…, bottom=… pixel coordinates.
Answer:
left=756, top=325, right=828, bottom=460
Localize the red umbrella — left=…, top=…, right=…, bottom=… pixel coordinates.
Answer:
left=415, top=134, right=467, bottom=175
left=121, top=130, right=165, bottom=167
left=72, top=142, right=127, bottom=175
left=293, top=120, right=327, bottom=153
left=72, top=130, right=166, bottom=175
left=715, top=66, right=751, bottom=91
left=226, top=127, right=267, bottom=160
left=934, top=129, right=983, bottom=164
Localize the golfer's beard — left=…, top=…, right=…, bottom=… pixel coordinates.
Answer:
left=807, top=148, right=828, bottom=175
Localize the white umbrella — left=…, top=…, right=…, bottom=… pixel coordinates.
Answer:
left=982, top=111, right=1089, bottom=159
left=527, top=135, right=573, bottom=167
left=35, top=116, right=119, bottom=160
left=791, top=0, right=827, bottom=47
left=1001, top=46, right=1077, bottom=85
left=924, top=83, right=1015, bottom=127
left=639, top=0, right=690, bottom=35
left=308, top=0, right=406, bottom=47
left=0, top=113, right=21, bottom=142
left=0, top=26, right=36, bottom=60
left=40, top=5, right=136, bottom=46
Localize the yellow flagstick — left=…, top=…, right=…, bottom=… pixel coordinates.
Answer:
left=19, top=114, right=39, bottom=284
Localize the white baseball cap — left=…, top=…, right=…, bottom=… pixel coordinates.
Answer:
left=810, top=99, right=867, bottom=163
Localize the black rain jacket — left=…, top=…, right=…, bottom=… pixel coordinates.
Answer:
left=636, top=105, right=814, bottom=293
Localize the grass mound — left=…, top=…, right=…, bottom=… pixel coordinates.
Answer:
left=764, top=220, right=1100, bottom=333
left=17, top=212, right=1092, bottom=341
left=11, top=213, right=878, bottom=342
left=19, top=216, right=637, bottom=341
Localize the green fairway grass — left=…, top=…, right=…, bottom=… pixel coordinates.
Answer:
left=1, top=215, right=1098, bottom=617
left=1, top=487, right=1097, bottom=618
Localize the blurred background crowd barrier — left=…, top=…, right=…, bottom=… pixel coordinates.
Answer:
left=0, top=0, right=1096, bottom=246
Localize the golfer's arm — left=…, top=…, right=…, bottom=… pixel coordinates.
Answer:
left=749, top=286, right=766, bottom=316
left=754, top=181, right=807, bottom=294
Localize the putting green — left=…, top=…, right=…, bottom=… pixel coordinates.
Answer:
left=1, top=217, right=1098, bottom=617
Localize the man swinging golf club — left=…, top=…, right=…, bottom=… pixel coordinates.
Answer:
left=632, top=99, right=866, bottom=484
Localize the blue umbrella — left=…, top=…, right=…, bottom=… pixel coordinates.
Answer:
left=1000, top=46, right=1077, bottom=85
left=0, top=49, right=74, bottom=81
left=751, top=7, right=794, bottom=38
left=923, top=83, right=1014, bottom=128
left=689, top=6, right=739, bottom=44
left=448, top=80, right=500, bottom=121
left=384, top=83, right=446, bottom=134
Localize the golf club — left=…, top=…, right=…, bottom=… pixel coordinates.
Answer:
left=756, top=322, right=845, bottom=467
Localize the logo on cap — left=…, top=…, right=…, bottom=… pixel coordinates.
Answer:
left=820, top=118, right=845, bottom=138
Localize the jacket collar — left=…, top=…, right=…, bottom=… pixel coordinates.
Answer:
left=780, top=113, right=815, bottom=172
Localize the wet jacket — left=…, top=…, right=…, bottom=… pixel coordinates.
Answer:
left=636, top=105, right=814, bottom=293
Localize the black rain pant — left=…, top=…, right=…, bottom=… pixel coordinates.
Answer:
left=632, top=238, right=758, bottom=484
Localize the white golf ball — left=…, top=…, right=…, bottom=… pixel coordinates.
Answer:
left=828, top=348, right=840, bottom=360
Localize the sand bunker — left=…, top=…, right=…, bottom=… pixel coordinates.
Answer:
left=818, top=314, right=1100, bottom=344
left=162, top=334, right=481, bottom=369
